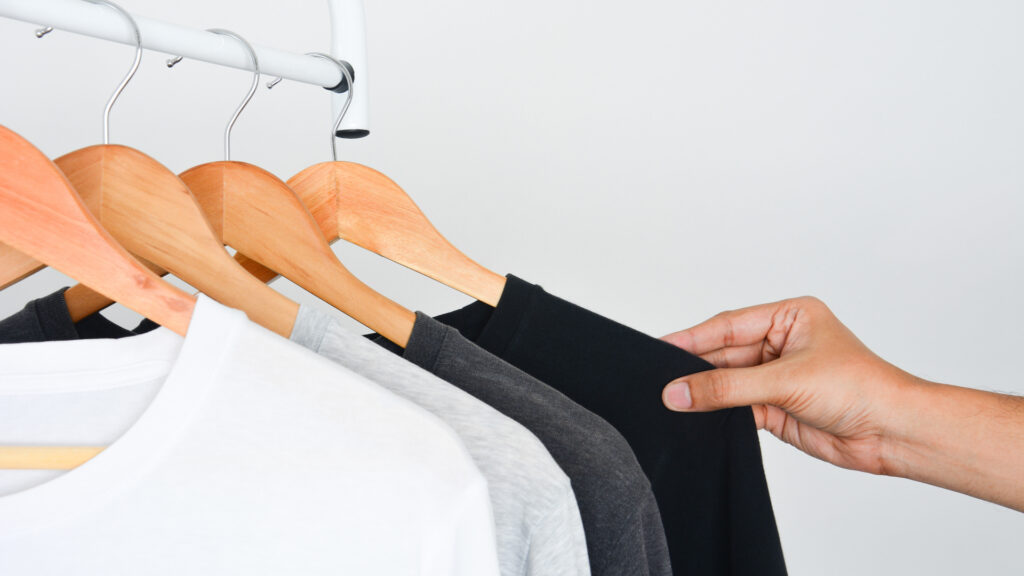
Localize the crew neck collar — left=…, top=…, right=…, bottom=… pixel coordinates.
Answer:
left=428, top=274, right=537, bottom=356
left=0, top=287, right=157, bottom=343
left=367, top=274, right=539, bottom=360
left=0, top=295, right=243, bottom=538
left=291, top=305, right=333, bottom=352
left=470, top=274, right=537, bottom=356
left=402, top=312, right=452, bottom=372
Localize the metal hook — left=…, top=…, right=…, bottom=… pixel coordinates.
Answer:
left=264, top=54, right=352, bottom=93
left=89, top=0, right=142, bottom=145
left=266, top=53, right=353, bottom=162
left=167, top=30, right=259, bottom=161
left=36, top=1, right=141, bottom=144
left=207, top=29, right=259, bottom=161
left=307, top=53, right=353, bottom=162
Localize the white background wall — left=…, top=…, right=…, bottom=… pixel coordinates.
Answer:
left=2, top=0, right=1022, bottom=573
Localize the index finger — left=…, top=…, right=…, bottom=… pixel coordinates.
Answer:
left=661, top=301, right=783, bottom=355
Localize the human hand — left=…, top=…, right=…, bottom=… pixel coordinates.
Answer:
left=660, top=297, right=916, bottom=476
left=661, top=296, right=1024, bottom=511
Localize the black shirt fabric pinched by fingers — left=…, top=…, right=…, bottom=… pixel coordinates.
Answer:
left=433, top=275, right=787, bottom=576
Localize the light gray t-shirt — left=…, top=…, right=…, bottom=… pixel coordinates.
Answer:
left=292, top=307, right=591, bottom=576
left=372, top=313, right=673, bottom=576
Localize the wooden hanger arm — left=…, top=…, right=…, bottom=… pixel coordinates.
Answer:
left=0, top=246, right=45, bottom=290
left=54, top=147, right=297, bottom=338
left=288, top=162, right=506, bottom=306
left=64, top=264, right=295, bottom=336
left=64, top=257, right=166, bottom=321
left=266, top=252, right=414, bottom=347
left=182, top=162, right=415, bottom=347
left=62, top=247, right=414, bottom=346
left=0, top=126, right=195, bottom=336
left=235, top=252, right=279, bottom=284
left=0, top=446, right=102, bottom=470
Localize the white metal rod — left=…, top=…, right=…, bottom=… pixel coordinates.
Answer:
left=0, top=0, right=345, bottom=89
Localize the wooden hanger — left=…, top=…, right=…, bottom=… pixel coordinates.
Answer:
left=238, top=54, right=506, bottom=309
left=183, top=161, right=415, bottom=346
left=177, top=40, right=414, bottom=346
left=48, top=42, right=416, bottom=345
left=0, top=125, right=195, bottom=469
left=286, top=161, right=507, bottom=306
left=0, top=127, right=195, bottom=331
left=0, top=14, right=298, bottom=337
left=54, top=146, right=298, bottom=337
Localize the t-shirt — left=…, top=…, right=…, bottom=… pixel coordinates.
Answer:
left=431, top=275, right=787, bottom=575
left=375, top=313, right=673, bottom=576
left=0, top=295, right=500, bottom=576
left=290, top=306, right=591, bottom=576
left=0, top=288, right=140, bottom=343
left=0, top=290, right=589, bottom=576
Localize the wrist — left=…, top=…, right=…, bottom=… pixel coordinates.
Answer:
left=877, top=372, right=939, bottom=479
left=880, top=375, right=1024, bottom=511
left=876, top=370, right=930, bottom=479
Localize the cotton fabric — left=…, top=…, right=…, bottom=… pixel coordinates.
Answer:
left=432, top=275, right=787, bottom=575
left=0, top=296, right=500, bottom=576
left=290, top=306, right=591, bottom=576
left=374, top=312, right=673, bottom=576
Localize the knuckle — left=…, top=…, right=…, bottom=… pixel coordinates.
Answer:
left=709, top=311, right=739, bottom=347
left=710, top=310, right=733, bottom=323
left=794, top=295, right=830, bottom=315
left=795, top=295, right=824, bottom=307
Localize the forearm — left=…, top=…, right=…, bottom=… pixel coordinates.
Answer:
left=884, top=376, right=1024, bottom=512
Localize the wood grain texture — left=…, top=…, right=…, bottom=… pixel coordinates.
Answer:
left=63, top=256, right=166, bottom=322
left=0, top=125, right=195, bottom=337
left=22, top=145, right=298, bottom=337
left=181, top=161, right=414, bottom=347
left=243, top=161, right=506, bottom=305
left=0, top=248, right=44, bottom=290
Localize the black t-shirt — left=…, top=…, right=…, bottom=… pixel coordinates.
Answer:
left=0, top=288, right=142, bottom=343
left=432, top=275, right=787, bottom=575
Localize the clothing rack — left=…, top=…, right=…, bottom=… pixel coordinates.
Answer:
left=0, top=0, right=370, bottom=137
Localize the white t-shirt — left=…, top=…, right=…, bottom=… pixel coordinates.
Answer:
left=292, top=306, right=591, bottom=576
left=0, top=295, right=500, bottom=576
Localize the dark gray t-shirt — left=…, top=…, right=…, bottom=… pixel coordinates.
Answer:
left=376, top=313, right=672, bottom=576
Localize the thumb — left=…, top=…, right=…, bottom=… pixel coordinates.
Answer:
left=663, top=365, right=785, bottom=412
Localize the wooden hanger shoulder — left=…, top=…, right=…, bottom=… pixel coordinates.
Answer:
left=0, top=248, right=44, bottom=290
left=49, top=145, right=298, bottom=337
left=0, top=126, right=195, bottom=335
left=181, top=161, right=414, bottom=346
left=289, top=161, right=506, bottom=306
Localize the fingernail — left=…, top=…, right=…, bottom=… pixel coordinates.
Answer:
left=664, top=381, right=692, bottom=410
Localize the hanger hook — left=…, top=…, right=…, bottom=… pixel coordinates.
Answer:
left=33, top=3, right=140, bottom=144
left=80, top=0, right=142, bottom=145
left=203, top=29, right=260, bottom=161
left=281, top=53, right=353, bottom=162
